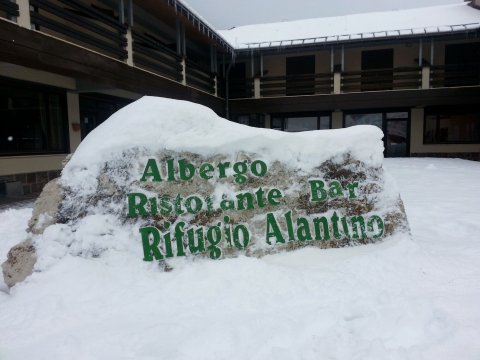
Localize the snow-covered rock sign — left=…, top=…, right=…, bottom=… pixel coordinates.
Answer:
left=2, top=97, right=409, bottom=287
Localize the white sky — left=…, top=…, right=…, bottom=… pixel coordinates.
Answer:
left=184, top=0, right=465, bottom=30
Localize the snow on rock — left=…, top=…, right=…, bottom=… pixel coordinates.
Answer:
left=2, top=96, right=409, bottom=287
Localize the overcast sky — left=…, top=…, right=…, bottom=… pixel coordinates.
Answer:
left=184, top=0, right=465, bottom=30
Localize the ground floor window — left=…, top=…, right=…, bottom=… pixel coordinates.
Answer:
left=344, top=110, right=409, bottom=157
left=80, top=94, right=132, bottom=139
left=424, top=106, right=480, bottom=144
left=271, top=113, right=330, bottom=132
left=234, top=114, right=265, bottom=128
left=0, top=78, right=68, bottom=156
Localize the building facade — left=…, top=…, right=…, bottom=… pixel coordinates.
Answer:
left=1, top=0, right=479, bottom=197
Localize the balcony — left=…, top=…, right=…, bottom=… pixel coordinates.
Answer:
left=229, top=63, right=480, bottom=99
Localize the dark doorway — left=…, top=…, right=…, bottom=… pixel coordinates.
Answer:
left=286, top=55, right=315, bottom=95
left=361, top=49, right=394, bottom=91
left=444, top=43, right=480, bottom=86
left=344, top=110, right=410, bottom=157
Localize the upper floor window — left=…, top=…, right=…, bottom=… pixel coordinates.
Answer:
left=361, top=49, right=394, bottom=91
left=0, top=79, right=68, bottom=156
left=424, top=106, right=480, bottom=144
left=286, top=55, right=315, bottom=96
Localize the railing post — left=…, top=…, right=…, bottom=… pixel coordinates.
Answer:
left=126, top=28, right=133, bottom=66
left=214, top=75, right=218, bottom=97
left=181, top=58, right=186, bottom=85
left=333, top=72, right=341, bottom=94
left=17, top=0, right=31, bottom=29
left=254, top=77, right=261, bottom=98
left=421, top=65, right=430, bottom=89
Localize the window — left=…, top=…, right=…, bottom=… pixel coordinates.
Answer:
left=345, top=113, right=383, bottom=129
left=271, top=114, right=330, bottom=132
left=80, top=94, right=131, bottom=139
left=234, top=114, right=265, bottom=128
left=361, top=49, right=394, bottom=91
left=344, top=110, right=410, bottom=157
left=0, top=79, right=68, bottom=156
left=424, top=108, right=480, bottom=144
left=286, top=55, right=315, bottom=96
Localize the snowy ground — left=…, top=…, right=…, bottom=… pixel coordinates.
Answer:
left=0, top=158, right=479, bottom=360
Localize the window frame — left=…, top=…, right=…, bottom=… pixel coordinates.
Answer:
left=270, top=112, right=331, bottom=132
left=0, top=77, right=69, bottom=157
left=423, top=106, right=480, bottom=145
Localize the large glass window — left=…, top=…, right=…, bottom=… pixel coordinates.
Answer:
left=0, top=80, right=68, bottom=156
left=344, top=113, right=383, bottom=129
left=271, top=114, right=330, bottom=132
left=234, top=114, right=265, bottom=128
left=424, top=108, right=480, bottom=144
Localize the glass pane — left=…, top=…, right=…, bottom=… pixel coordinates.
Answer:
left=386, top=112, right=408, bottom=119
left=319, top=116, right=330, bottom=130
left=0, top=84, right=67, bottom=155
left=284, top=117, right=318, bottom=132
left=271, top=118, right=283, bottom=130
left=424, top=112, right=480, bottom=143
left=345, top=113, right=382, bottom=129
left=386, top=120, right=408, bottom=157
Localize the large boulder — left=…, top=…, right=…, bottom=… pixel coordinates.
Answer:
left=2, top=97, right=410, bottom=287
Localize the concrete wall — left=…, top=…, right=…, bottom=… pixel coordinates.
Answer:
left=0, top=155, right=66, bottom=177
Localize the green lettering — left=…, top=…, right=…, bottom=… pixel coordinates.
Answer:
left=233, top=161, right=248, bottom=184
left=347, top=182, right=359, bottom=199
left=140, top=159, right=162, bottom=182
left=351, top=216, right=366, bottom=239
left=309, top=180, right=328, bottom=202
left=296, top=217, right=312, bottom=241
left=265, top=212, right=285, bottom=245
left=251, top=160, right=267, bottom=177
left=233, top=224, right=250, bottom=249
left=313, top=216, right=330, bottom=240
left=267, top=188, right=282, bottom=206
left=127, top=193, right=149, bottom=217
left=206, top=225, right=222, bottom=259
left=328, top=180, right=344, bottom=198
left=178, top=159, right=195, bottom=181
left=217, top=161, right=230, bottom=178
left=139, top=226, right=164, bottom=261
left=367, top=215, right=384, bottom=239
left=236, top=192, right=254, bottom=210
left=199, top=163, right=214, bottom=180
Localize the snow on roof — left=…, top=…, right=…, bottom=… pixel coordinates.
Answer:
left=218, top=3, right=480, bottom=50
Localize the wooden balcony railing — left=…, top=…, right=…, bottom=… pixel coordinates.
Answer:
left=342, top=67, right=421, bottom=92
left=261, top=73, right=333, bottom=97
left=430, top=63, right=480, bottom=88
left=185, top=60, right=216, bottom=94
left=0, top=0, right=19, bottom=19
left=132, top=30, right=183, bottom=82
left=30, top=0, right=127, bottom=60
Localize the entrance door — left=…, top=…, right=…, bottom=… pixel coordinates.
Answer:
left=385, top=113, right=409, bottom=157
left=344, top=110, right=410, bottom=157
